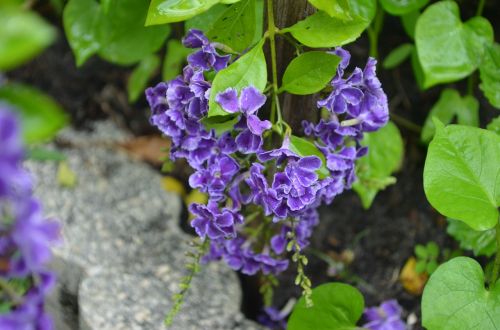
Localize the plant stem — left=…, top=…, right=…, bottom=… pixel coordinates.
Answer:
left=267, top=0, right=282, bottom=130
left=367, top=7, right=385, bottom=58
left=489, top=219, right=500, bottom=286
left=476, top=0, right=486, bottom=16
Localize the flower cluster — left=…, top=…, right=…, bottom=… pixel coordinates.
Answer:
left=0, top=106, right=60, bottom=329
left=146, top=30, right=388, bottom=282
left=363, top=300, right=407, bottom=330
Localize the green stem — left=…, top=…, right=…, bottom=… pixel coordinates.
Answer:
left=476, top=0, right=486, bottom=16
left=467, top=72, right=476, bottom=96
left=489, top=219, right=500, bottom=286
left=367, top=7, right=384, bottom=58
left=267, top=0, right=282, bottom=130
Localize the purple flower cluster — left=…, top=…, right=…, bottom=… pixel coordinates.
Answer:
left=0, top=106, right=60, bottom=329
left=363, top=300, right=406, bottom=330
left=146, top=31, right=388, bottom=280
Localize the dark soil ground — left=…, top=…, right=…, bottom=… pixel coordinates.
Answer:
left=9, top=2, right=500, bottom=329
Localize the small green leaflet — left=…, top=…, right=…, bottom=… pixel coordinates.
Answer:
left=423, top=121, right=500, bottom=231
left=479, top=43, right=500, bottom=109
left=288, top=135, right=329, bottom=179
left=288, top=283, right=364, bottom=330
left=128, top=54, right=160, bottom=102
left=0, top=84, right=68, bottom=144
left=280, top=51, right=340, bottom=95
left=353, top=121, right=404, bottom=209
left=379, top=0, right=428, bottom=16
left=207, top=0, right=256, bottom=52
left=146, top=0, right=219, bottom=25
left=208, top=38, right=266, bottom=117
left=163, top=40, right=192, bottom=80
left=422, top=257, right=500, bottom=330
left=0, top=8, right=56, bottom=71
left=27, top=147, right=67, bottom=162
left=382, top=43, right=413, bottom=69
left=282, top=0, right=375, bottom=48
left=447, top=219, right=496, bottom=257
left=421, top=89, right=479, bottom=143
left=415, top=1, right=494, bottom=88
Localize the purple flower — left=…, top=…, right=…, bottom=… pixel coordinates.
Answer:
left=190, top=202, right=243, bottom=239
left=183, top=29, right=231, bottom=71
left=363, top=300, right=406, bottom=330
left=257, top=306, right=289, bottom=330
left=189, top=155, right=240, bottom=200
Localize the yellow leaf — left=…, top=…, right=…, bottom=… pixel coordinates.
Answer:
left=400, top=257, right=428, bottom=295
left=57, top=161, right=77, bottom=188
left=161, top=176, right=186, bottom=197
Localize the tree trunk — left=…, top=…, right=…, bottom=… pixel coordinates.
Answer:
left=267, top=0, right=317, bottom=132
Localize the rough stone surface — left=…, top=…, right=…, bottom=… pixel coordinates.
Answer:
left=26, top=121, right=261, bottom=330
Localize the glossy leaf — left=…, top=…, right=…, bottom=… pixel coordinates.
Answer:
left=307, top=0, right=351, bottom=20
left=353, top=121, right=404, bottom=209
left=283, top=0, right=375, bottom=48
left=289, top=135, right=329, bottom=179
left=207, top=0, right=255, bottom=52
left=163, top=40, right=191, bottom=80
left=0, top=8, right=56, bottom=71
left=146, top=0, right=219, bottom=25
left=479, top=43, right=500, bottom=109
left=128, top=54, right=160, bottom=102
left=415, top=1, right=494, bottom=88
left=185, top=3, right=227, bottom=32
left=382, top=43, right=413, bottom=69
left=421, top=89, right=479, bottom=143
left=208, top=39, right=266, bottom=117
left=423, top=122, right=500, bottom=231
left=0, top=84, right=68, bottom=143
left=379, top=0, right=428, bottom=16
left=288, top=283, right=364, bottom=330
left=447, top=219, right=496, bottom=257
left=280, top=51, right=340, bottom=95
left=422, top=257, right=500, bottom=329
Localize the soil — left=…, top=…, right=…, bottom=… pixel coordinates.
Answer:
left=9, top=2, right=500, bottom=329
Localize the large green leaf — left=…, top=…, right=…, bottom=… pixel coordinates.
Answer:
left=185, top=3, right=227, bottom=32
left=146, top=0, right=219, bottom=25
left=307, top=0, right=352, bottom=20
left=64, top=0, right=170, bottom=66
left=487, top=116, right=500, bottom=135
left=479, top=43, right=500, bottom=109
left=447, top=219, right=496, bottom=257
left=379, top=0, right=428, bottom=16
left=283, top=0, right=375, bottom=48
left=401, top=10, right=419, bottom=39
left=208, top=39, right=266, bottom=117
left=353, top=121, right=404, bottom=209
left=0, top=84, right=68, bottom=143
left=207, top=0, right=255, bottom=52
left=0, top=8, right=56, bottom=71
left=415, top=1, right=494, bottom=88
left=280, top=51, right=340, bottom=95
left=288, top=283, right=364, bottom=330
left=422, top=257, right=500, bottom=330
left=423, top=122, right=500, bottom=231
left=289, top=135, right=329, bottom=179
left=127, top=54, right=160, bottom=102
left=421, top=89, right=479, bottom=143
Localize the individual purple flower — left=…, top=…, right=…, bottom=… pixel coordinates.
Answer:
left=183, top=29, right=231, bottom=71
left=244, top=164, right=279, bottom=216
left=363, top=300, right=407, bottom=330
left=189, top=155, right=240, bottom=200
left=190, top=202, right=243, bottom=239
left=257, top=306, right=289, bottom=330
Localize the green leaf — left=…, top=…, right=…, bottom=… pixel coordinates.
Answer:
left=421, top=89, right=479, bottom=143
left=487, top=116, right=500, bottom=135
left=447, top=219, right=496, bottom=257
left=127, top=54, right=160, bottom=102
left=289, top=135, right=329, bottom=179
left=426, top=242, right=439, bottom=258
left=426, top=260, right=438, bottom=274
left=415, top=244, right=428, bottom=259
left=422, top=257, right=500, bottom=330
left=185, top=3, right=227, bottom=32
left=64, top=0, right=171, bottom=66
left=415, top=1, right=494, bottom=88
left=280, top=51, right=340, bottom=95
left=401, top=10, right=419, bottom=39
left=208, top=39, right=266, bottom=117
left=379, top=0, right=428, bottom=16
left=479, top=43, right=500, bottom=109
left=415, top=259, right=427, bottom=273
left=146, top=0, right=219, bottom=25
left=0, top=8, right=56, bottom=71
left=423, top=122, right=500, bottom=231
left=283, top=0, right=375, bottom=48
left=163, top=40, right=191, bottom=80
left=27, top=147, right=67, bottom=162
left=288, top=283, right=364, bottom=330
left=201, top=115, right=239, bottom=135
left=307, top=0, right=352, bottom=20
left=410, top=47, right=425, bottom=90
left=353, top=121, right=404, bottom=209
left=382, top=43, right=413, bottom=69
left=207, top=0, right=256, bottom=52
left=0, top=84, right=68, bottom=143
